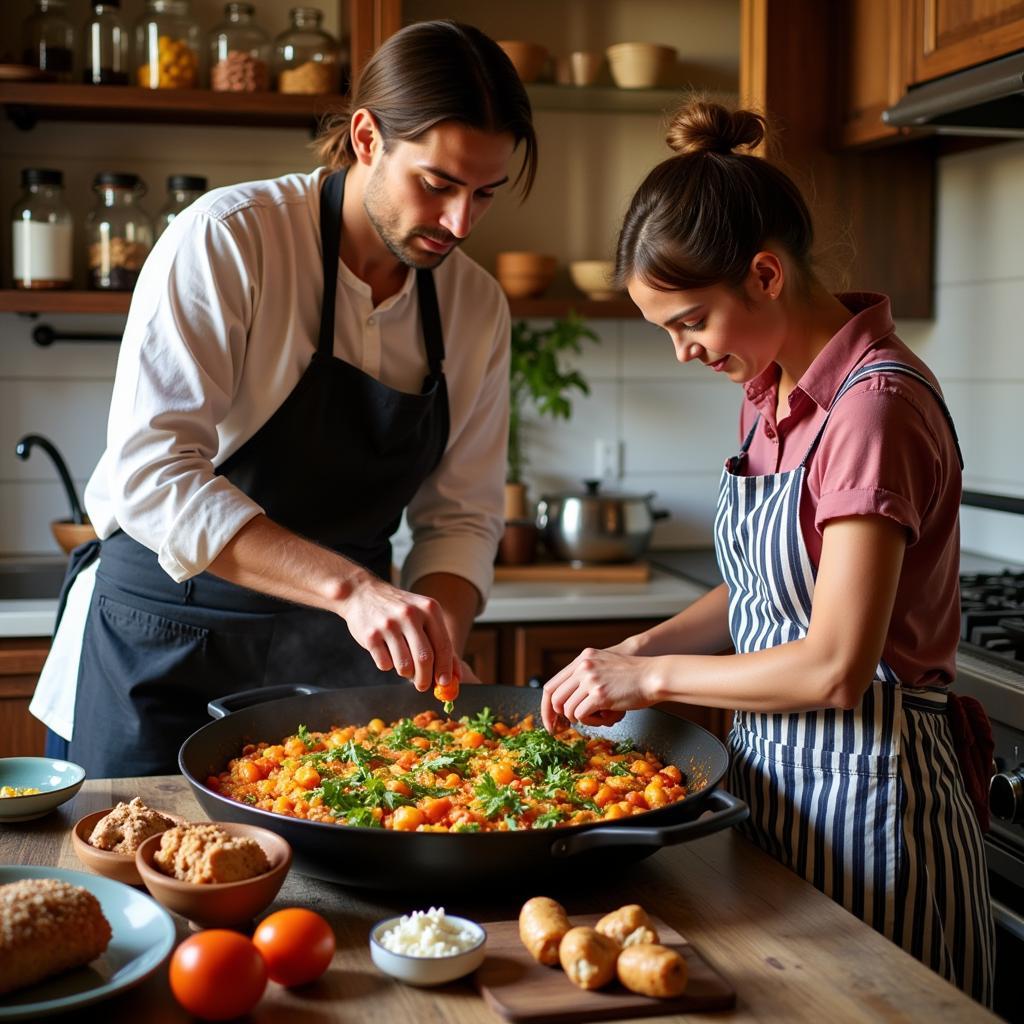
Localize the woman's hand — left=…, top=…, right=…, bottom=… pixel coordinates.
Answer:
left=541, top=647, right=655, bottom=731
left=338, top=573, right=455, bottom=693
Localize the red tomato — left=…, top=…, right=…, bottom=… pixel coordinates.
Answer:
left=252, top=907, right=336, bottom=987
left=169, top=930, right=267, bottom=1021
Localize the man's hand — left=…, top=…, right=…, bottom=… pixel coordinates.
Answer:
left=338, top=573, right=455, bottom=693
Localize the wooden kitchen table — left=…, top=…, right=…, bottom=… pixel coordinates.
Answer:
left=0, top=777, right=997, bottom=1023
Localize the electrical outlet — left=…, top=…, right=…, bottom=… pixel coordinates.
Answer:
left=593, top=439, right=621, bottom=479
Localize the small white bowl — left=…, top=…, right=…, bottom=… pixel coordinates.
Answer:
left=369, top=914, right=487, bottom=986
left=0, top=757, right=86, bottom=822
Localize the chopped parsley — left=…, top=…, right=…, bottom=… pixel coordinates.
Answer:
left=613, top=739, right=636, bottom=756
left=296, top=724, right=317, bottom=750
left=502, top=730, right=586, bottom=773
left=608, top=760, right=632, bottom=776
left=419, top=749, right=474, bottom=774
left=529, top=764, right=576, bottom=801
left=461, top=706, right=498, bottom=739
left=385, top=718, right=434, bottom=749
left=453, top=822, right=481, bottom=833
left=443, top=699, right=455, bottom=714
left=534, top=808, right=564, bottom=829
left=474, top=774, right=526, bottom=820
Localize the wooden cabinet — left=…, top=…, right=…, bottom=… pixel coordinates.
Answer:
left=0, top=639, right=49, bottom=756
left=462, top=625, right=498, bottom=683
left=911, top=0, right=1024, bottom=83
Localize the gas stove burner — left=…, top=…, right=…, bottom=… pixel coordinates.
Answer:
left=960, top=570, right=1024, bottom=670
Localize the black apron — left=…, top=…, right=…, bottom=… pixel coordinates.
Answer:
left=67, top=170, right=451, bottom=776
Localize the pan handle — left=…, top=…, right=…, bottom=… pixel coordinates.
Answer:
left=208, top=684, right=328, bottom=720
left=549, top=788, right=748, bottom=859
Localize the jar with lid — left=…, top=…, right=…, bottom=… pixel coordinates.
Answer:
left=21, top=0, right=75, bottom=81
left=83, top=1, right=129, bottom=85
left=156, top=175, right=207, bottom=238
left=273, top=7, right=344, bottom=95
left=11, top=169, right=73, bottom=291
left=86, top=172, right=154, bottom=291
left=135, top=0, right=200, bottom=90
left=209, top=3, right=271, bottom=92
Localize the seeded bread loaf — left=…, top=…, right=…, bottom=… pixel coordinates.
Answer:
left=0, top=878, right=112, bottom=995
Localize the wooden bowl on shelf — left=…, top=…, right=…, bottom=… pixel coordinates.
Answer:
left=496, top=40, right=549, bottom=83
left=606, top=42, right=677, bottom=89
left=569, top=260, right=621, bottom=301
left=495, top=251, right=557, bottom=299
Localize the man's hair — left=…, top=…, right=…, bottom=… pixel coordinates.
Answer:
left=314, top=20, right=537, bottom=196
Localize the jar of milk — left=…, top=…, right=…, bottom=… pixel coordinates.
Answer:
left=11, top=168, right=74, bottom=290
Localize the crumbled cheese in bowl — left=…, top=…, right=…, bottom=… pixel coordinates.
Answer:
left=378, top=907, right=480, bottom=958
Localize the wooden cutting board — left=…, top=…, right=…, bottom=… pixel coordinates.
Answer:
left=475, top=913, right=735, bottom=1022
left=493, top=561, right=652, bottom=583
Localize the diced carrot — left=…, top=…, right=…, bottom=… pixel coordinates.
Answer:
left=392, top=806, right=426, bottom=831
left=461, top=730, right=485, bottom=749
left=422, top=797, right=452, bottom=824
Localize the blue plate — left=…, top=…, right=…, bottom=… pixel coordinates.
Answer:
left=0, top=759, right=86, bottom=823
left=0, top=865, right=176, bottom=1020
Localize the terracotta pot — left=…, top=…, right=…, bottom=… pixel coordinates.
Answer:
left=495, top=251, right=557, bottom=299
left=504, top=481, right=529, bottom=520
left=569, top=51, right=604, bottom=86
left=497, top=520, right=538, bottom=565
left=497, top=40, right=549, bottom=84
left=51, top=519, right=97, bottom=555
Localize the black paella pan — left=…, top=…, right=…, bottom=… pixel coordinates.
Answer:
left=178, top=684, right=748, bottom=889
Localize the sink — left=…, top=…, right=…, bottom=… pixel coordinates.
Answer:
left=0, top=560, right=68, bottom=600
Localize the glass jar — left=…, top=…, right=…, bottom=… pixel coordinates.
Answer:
left=273, top=7, right=342, bottom=95
left=83, top=1, right=129, bottom=85
left=156, top=174, right=206, bottom=238
left=11, top=169, right=73, bottom=291
left=135, top=0, right=200, bottom=90
left=21, top=0, right=75, bottom=81
left=209, top=2, right=271, bottom=92
left=86, top=172, right=153, bottom=291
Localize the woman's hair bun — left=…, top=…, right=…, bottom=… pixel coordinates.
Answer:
left=666, top=101, right=765, bottom=156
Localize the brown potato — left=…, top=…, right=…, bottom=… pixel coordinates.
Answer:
left=595, top=904, right=659, bottom=947
left=616, top=942, right=688, bottom=998
left=518, top=896, right=571, bottom=965
left=558, top=926, right=620, bottom=990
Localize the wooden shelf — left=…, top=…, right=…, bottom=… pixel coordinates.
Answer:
left=0, top=83, right=343, bottom=130
left=526, top=83, right=719, bottom=114
left=0, top=291, right=639, bottom=320
left=0, top=290, right=130, bottom=314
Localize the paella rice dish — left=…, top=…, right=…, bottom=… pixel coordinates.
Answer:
left=209, top=708, right=696, bottom=832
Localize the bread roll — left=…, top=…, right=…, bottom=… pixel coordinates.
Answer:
left=616, top=942, right=688, bottom=998
left=595, top=904, right=659, bottom=947
left=518, top=896, right=571, bottom=965
left=0, top=878, right=112, bottom=995
left=558, top=926, right=619, bottom=990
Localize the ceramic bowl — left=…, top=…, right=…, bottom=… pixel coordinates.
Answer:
left=0, top=757, right=86, bottom=822
left=606, top=42, right=677, bottom=89
left=51, top=519, right=97, bottom=555
left=569, top=50, right=604, bottom=87
left=72, top=806, right=186, bottom=886
left=495, top=251, right=557, bottom=299
left=135, top=821, right=291, bottom=928
left=569, top=260, right=621, bottom=301
left=369, top=914, right=486, bottom=986
left=496, top=40, right=548, bottom=83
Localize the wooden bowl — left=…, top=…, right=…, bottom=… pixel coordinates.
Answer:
left=495, top=251, right=557, bottom=299
left=606, top=42, right=677, bottom=89
left=72, top=807, right=186, bottom=886
left=136, top=821, right=291, bottom=929
left=51, top=519, right=97, bottom=554
left=569, top=51, right=604, bottom=87
left=569, top=260, right=621, bottom=301
left=497, top=40, right=549, bottom=83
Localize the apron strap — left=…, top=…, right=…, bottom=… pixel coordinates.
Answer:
left=800, top=360, right=965, bottom=470
left=317, top=170, right=446, bottom=380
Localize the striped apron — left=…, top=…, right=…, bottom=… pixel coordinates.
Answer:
left=715, top=360, right=995, bottom=1004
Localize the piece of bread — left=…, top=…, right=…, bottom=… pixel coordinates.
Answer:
left=0, top=878, right=112, bottom=995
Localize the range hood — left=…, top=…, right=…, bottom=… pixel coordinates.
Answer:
left=883, top=50, right=1024, bottom=137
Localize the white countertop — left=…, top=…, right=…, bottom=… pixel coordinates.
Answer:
left=0, top=570, right=708, bottom=640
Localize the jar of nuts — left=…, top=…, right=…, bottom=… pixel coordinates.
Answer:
left=86, top=172, right=154, bottom=291
left=273, top=7, right=345, bottom=95
left=209, top=2, right=270, bottom=92
left=134, top=0, right=200, bottom=90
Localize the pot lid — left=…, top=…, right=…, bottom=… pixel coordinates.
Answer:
left=541, top=479, right=654, bottom=502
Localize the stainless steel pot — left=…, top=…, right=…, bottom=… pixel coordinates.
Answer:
left=536, top=479, right=669, bottom=563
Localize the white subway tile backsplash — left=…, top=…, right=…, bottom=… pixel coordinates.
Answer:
left=623, top=471, right=723, bottom=548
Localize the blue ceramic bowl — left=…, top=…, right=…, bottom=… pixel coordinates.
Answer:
left=0, top=757, right=86, bottom=822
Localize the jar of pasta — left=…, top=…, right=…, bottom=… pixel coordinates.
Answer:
left=135, top=0, right=200, bottom=90
left=273, top=7, right=342, bottom=95
left=209, top=2, right=271, bottom=92
left=86, top=172, right=153, bottom=291
left=11, top=169, right=73, bottom=290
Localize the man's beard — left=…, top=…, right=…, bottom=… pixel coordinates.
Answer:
left=364, top=166, right=459, bottom=269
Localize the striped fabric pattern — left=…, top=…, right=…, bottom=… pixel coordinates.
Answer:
left=715, top=361, right=994, bottom=1005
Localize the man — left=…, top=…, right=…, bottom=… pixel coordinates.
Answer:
left=31, top=20, right=537, bottom=776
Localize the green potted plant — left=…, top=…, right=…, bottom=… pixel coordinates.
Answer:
left=500, top=313, right=600, bottom=563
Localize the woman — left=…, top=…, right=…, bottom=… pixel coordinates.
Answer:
left=541, top=101, right=994, bottom=1004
